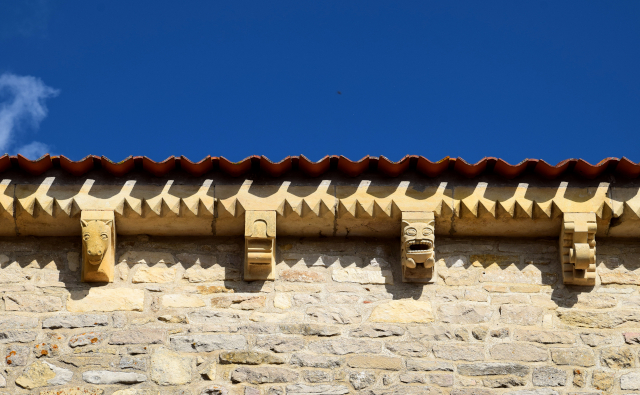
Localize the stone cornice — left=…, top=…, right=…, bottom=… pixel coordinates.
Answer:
left=2, top=178, right=640, bottom=237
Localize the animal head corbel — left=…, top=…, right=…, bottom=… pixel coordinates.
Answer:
left=401, top=211, right=436, bottom=283
left=81, top=211, right=116, bottom=283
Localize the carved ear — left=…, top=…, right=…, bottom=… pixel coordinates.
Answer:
left=103, top=220, right=113, bottom=227
left=81, top=220, right=89, bottom=227
left=401, top=220, right=410, bottom=227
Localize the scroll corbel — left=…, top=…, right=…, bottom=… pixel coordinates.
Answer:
left=244, top=210, right=276, bottom=281
left=401, top=211, right=436, bottom=283
left=560, top=212, right=596, bottom=285
left=81, top=210, right=116, bottom=283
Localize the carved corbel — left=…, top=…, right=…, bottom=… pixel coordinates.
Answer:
left=244, top=210, right=276, bottom=281
left=81, top=210, right=116, bottom=283
left=560, top=212, right=596, bottom=285
left=401, top=211, right=436, bottom=283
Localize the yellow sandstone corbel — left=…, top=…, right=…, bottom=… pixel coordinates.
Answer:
left=401, top=211, right=436, bottom=283
left=244, top=210, right=276, bottom=281
left=560, top=212, right=597, bottom=286
left=81, top=210, right=116, bottom=283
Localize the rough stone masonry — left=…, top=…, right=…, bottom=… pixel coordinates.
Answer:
left=1, top=235, right=640, bottom=395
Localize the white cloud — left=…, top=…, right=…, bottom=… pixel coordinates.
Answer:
left=0, top=72, right=59, bottom=158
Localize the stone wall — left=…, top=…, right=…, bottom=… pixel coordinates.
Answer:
left=1, top=235, right=640, bottom=395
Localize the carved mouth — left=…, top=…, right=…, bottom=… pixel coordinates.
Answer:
left=406, top=240, right=433, bottom=253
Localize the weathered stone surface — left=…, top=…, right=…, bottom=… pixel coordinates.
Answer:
left=59, top=355, right=115, bottom=368
left=280, top=270, right=325, bottom=283
left=0, top=315, right=38, bottom=329
left=367, top=386, right=444, bottom=395
left=42, top=314, right=109, bottom=329
left=621, top=372, right=640, bottom=390
left=118, top=355, right=147, bottom=370
left=624, top=331, right=640, bottom=344
left=273, top=293, right=291, bottom=309
left=109, top=329, right=164, bottom=345
left=490, top=343, right=547, bottom=362
left=4, top=294, right=62, bottom=312
left=309, top=339, right=381, bottom=355
left=162, top=294, right=206, bottom=308
left=219, top=351, right=285, bottom=365
left=186, top=265, right=238, bottom=283
left=211, top=295, right=266, bottom=310
left=40, top=388, right=104, bottom=395
left=16, top=361, right=73, bottom=389
left=592, top=370, right=614, bottom=391
left=256, top=336, right=305, bottom=353
left=199, top=386, right=229, bottom=395
left=131, top=266, right=176, bottom=283
left=5, top=345, right=29, bottom=365
left=69, top=331, right=106, bottom=347
left=347, top=355, right=402, bottom=370
left=350, top=371, right=377, bottom=389
left=581, top=332, right=612, bottom=347
left=500, top=305, right=543, bottom=326
left=557, top=308, right=639, bottom=328
left=483, top=376, right=526, bottom=388
left=306, top=306, right=361, bottom=324
left=67, top=288, right=144, bottom=312
left=286, top=384, right=349, bottom=394
left=386, top=341, right=430, bottom=357
left=532, top=367, right=566, bottom=387
left=550, top=348, right=595, bottom=366
left=458, top=363, right=529, bottom=377
left=406, top=360, right=454, bottom=372
left=572, top=368, right=586, bottom=388
left=370, top=300, right=434, bottom=323
left=290, top=353, right=343, bottom=368
left=280, top=324, right=341, bottom=337
left=332, top=267, right=393, bottom=284
left=438, top=303, right=492, bottom=324
left=231, top=366, right=298, bottom=384
left=0, top=330, right=36, bottom=343
left=433, top=344, right=484, bottom=361
left=513, top=330, right=575, bottom=344
left=82, top=370, right=147, bottom=384
left=350, top=324, right=404, bottom=338
left=170, top=334, right=247, bottom=352
left=600, top=346, right=635, bottom=368
left=111, top=390, right=156, bottom=395
left=151, top=347, right=193, bottom=386
left=504, top=390, right=558, bottom=395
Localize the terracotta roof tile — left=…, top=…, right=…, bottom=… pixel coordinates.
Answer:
left=0, top=155, right=631, bottom=179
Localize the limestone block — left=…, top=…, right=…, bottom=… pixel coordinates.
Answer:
left=550, top=348, right=595, bottom=366
left=308, top=339, right=381, bottom=355
left=489, top=343, right=547, bottom=362
left=256, top=336, right=305, bottom=353
left=231, top=366, right=298, bottom=384
left=162, top=294, right=206, bottom=308
left=218, top=351, right=285, bottom=365
left=40, top=388, right=104, bottom=395
left=82, top=370, right=147, bottom=384
left=386, top=341, right=430, bottom=357
left=273, top=293, right=291, bottom=309
left=69, top=331, right=106, bottom=348
left=170, top=334, right=247, bottom=352
left=370, top=300, right=434, bottom=323
left=347, top=355, right=403, bottom=370
left=289, top=353, right=344, bottom=368
left=500, top=305, right=543, bottom=326
left=349, top=371, right=377, bottom=389
left=280, top=269, right=325, bottom=283
left=131, top=266, right=177, bottom=283
left=3, top=293, right=62, bottom=312
left=42, top=314, right=109, bottom=329
left=285, top=384, right=349, bottom=395
left=557, top=309, right=640, bottom=328
left=350, top=324, right=404, bottom=338
left=438, top=303, right=492, bottom=324
left=67, top=288, right=144, bottom=312
left=15, top=361, right=73, bottom=389
left=621, top=372, right=640, bottom=390
left=433, top=344, right=484, bottom=361
left=332, top=267, right=393, bottom=284
left=109, top=329, right=164, bottom=345
left=150, top=347, right=193, bottom=386
left=306, top=306, right=362, bottom=324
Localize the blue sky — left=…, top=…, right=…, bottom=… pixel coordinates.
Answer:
left=0, top=1, right=638, bottom=163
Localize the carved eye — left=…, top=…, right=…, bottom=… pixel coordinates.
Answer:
left=83, top=234, right=90, bottom=241
left=100, top=233, right=108, bottom=240
left=405, top=227, right=417, bottom=236
left=423, top=228, right=433, bottom=236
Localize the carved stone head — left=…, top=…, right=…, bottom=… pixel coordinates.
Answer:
left=82, top=219, right=112, bottom=265
left=401, top=218, right=435, bottom=269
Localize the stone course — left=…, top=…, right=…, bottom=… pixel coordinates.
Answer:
left=1, top=236, right=640, bottom=394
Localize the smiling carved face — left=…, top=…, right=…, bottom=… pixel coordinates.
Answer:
left=82, top=220, right=111, bottom=265
left=401, top=220, right=435, bottom=269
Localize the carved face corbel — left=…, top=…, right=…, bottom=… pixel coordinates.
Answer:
left=81, top=210, right=116, bottom=283
left=560, top=212, right=596, bottom=285
left=401, top=211, right=436, bottom=283
left=244, top=210, right=276, bottom=281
